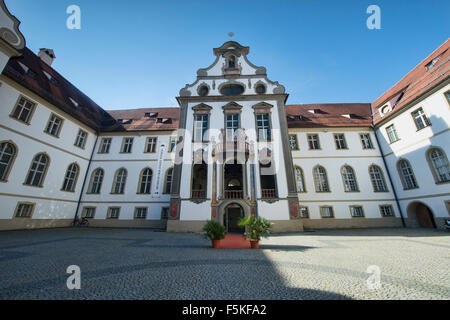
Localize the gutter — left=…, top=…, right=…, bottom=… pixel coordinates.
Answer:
left=73, top=133, right=99, bottom=224
left=370, top=103, right=406, bottom=227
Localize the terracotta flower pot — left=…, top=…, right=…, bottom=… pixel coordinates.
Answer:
left=250, top=240, right=259, bottom=249
left=212, top=239, right=221, bottom=248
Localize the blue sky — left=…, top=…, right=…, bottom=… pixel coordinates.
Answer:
left=5, top=0, right=450, bottom=110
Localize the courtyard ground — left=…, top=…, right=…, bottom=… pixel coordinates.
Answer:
left=0, top=227, right=448, bottom=300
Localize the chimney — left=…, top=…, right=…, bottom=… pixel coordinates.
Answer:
left=38, top=48, right=56, bottom=66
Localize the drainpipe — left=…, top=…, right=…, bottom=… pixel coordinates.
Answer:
left=370, top=103, right=406, bottom=227
left=73, top=133, right=99, bottom=224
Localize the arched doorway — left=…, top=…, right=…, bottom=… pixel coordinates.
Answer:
left=407, top=202, right=436, bottom=228
left=224, top=203, right=245, bottom=234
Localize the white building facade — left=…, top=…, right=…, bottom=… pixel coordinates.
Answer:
left=0, top=3, right=448, bottom=231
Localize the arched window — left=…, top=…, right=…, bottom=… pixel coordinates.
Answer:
left=228, top=55, right=236, bottom=68
left=398, top=159, right=418, bottom=189
left=138, top=168, right=153, bottom=194
left=341, top=165, right=358, bottom=192
left=427, top=148, right=450, bottom=183
left=25, top=153, right=49, bottom=187
left=369, top=165, right=387, bottom=192
left=62, top=163, right=79, bottom=192
left=0, top=141, right=17, bottom=181
left=89, top=168, right=104, bottom=194
left=164, top=167, right=173, bottom=194
left=112, top=168, right=127, bottom=194
left=295, top=167, right=306, bottom=192
left=313, top=166, right=329, bottom=192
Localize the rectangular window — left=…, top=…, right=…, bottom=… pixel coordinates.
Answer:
left=135, top=207, right=147, bottom=219
left=15, top=203, right=34, bottom=218
left=350, top=206, right=364, bottom=217
left=307, top=134, right=320, bottom=150
left=299, top=206, right=309, bottom=218
left=226, top=114, right=240, bottom=140
left=45, top=114, right=63, bottom=137
left=121, top=137, right=134, bottom=153
left=320, top=206, right=334, bottom=218
left=386, top=124, right=400, bottom=143
left=169, top=137, right=176, bottom=152
left=445, top=90, right=450, bottom=104
left=360, top=133, right=374, bottom=149
left=161, top=207, right=169, bottom=220
left=145, top=137, right=157, bottom=153
left=82, top=207, right=96, bottom=219
left=411, top=107, right=431, bottom=130
left=289, top=134, right=298, bottom=150
left=334, top=134, right=347, bottom=149
left=74, top=129, right=88, bottom=149
left=194, top=115, right=209, bottom=141
left=98, top=138, right=112, bottom=153
left=380, top=205, right=394, bottom=217
left=256, top=114, right=271, bottom=141
left=10, top=96, right=36, bottom=124
left=107, top=207, right=120, bottom=219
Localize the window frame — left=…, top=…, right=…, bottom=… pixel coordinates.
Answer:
left=111, top=168, right=127, bottom=194
left=255, top=113, right=272, bottom=142
left=82, top=207, right=96, bottom=219
left=313, top=165, right=330, bottom=192
left=411, top=107, right=431, bottom=131
left=98, top=138, right=112, bottom=154
left=193, top=114, right=210, bottom=142
left=307, top=134, right=321, bottom=150
left=137, top=167, right=153, bottom=194
left=107, top=207, right=121, bottom=219
left=379, top=205, right=394, bottom=217
left=9, top=95, right=37, bottom=125
left=369, top=165, right=388, bottom=192
left=44, top=113, right=64, bottom=138
left=145, top=137, right=158, bottom=153
left=341, top=165, right=359, bottom=192
left=397, top=159, right=419, bottom=190
left=24, top=153, right=50, bottom=188
left=14, top=202, right=35, bottom=218
left=163, top=167, right=174, bottom=194
left=320, top=206, right=334, bottom=218
left=349, top=205, right=365, bottom=218
left=0, top=140, right=18, bottom=182
left=299, top=206, right=309, bottom=219
left=289, top=134, right=299, bottom=150
left=61, top=162, right=80, bottom=192
left=121, top=137, right=134, bottom=153
left=426, top=147, right=450, bottom=184
left=87, top=168, right=104, bottom=194
left=360, top=133, right=374, bottom=150
left=334, top=133, right=348, bottom=150
left=386, top=124, right=400, bottom=144
left=74, top=129, right=88, bottom=149
left=134, top=207, right=148, bottom=219
left=294, top=166, right=306, bottom=193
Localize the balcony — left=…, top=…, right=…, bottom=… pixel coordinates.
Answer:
left=261, top=189, right=276, bottom=199
left=225, top=190, right=243, bottom=199
left=191, top=189, right=206, bottom=199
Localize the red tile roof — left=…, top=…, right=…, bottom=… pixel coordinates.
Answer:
left=372, top=38, right=450, bottom=125
left=285, top=103, right=372, bottom=128
left=2, top=47, right=112, bottom=131
left=104, top=107, right=179, bottom=132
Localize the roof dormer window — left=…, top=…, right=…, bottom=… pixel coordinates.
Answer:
left=308, top=109, right=321, bottom=114
left=69, top=97, right=80, bottom=109
left=342, top=114, right=357, bottom=119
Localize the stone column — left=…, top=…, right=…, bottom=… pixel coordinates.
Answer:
left=249, top=141, right=257, bottom=216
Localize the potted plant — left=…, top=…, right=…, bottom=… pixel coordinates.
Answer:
left=203, top=220, right=226, bottom=248
left=238, top=215, right=273, bottom=249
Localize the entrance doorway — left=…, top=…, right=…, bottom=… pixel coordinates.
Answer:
left=224, top=203, right=245, bottom=234
left=408, top=202, right=436, bottom=228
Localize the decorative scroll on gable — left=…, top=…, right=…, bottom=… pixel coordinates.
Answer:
left=0, top=0, right=26, bottom=51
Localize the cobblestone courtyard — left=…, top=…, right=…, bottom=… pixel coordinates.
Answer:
left=0, top=227, right=448, bottom=300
